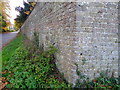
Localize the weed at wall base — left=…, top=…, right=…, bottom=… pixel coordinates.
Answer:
left=2, top=34, right=71, bottom=88
left=74, top=63, right=120, bottom=89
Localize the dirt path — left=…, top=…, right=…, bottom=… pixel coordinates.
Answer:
left=0, top=31, right=19, bottom=50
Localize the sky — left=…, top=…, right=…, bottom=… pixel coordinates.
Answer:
left=9, top=0, right=28, bottom=24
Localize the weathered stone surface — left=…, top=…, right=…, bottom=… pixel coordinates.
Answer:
left=21, top=2, right=119, bottom=85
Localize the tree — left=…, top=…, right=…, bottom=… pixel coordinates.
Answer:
left=0, top=13, right=7, bottom=32
left=0, top=1, right=10, bottom=21
left=14, top=1, right=36, bottom=30
left=0, top=0, right=11, bottom=32
left=14, top=20, right=23, bottom=30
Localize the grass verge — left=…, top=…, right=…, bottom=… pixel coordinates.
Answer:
left=1, top=33, right=71, bottom=88
left=1, top=33, right=23, bottom=63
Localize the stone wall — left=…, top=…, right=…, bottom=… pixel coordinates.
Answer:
left=21, top=2, right=119, bottom=85
left=76, top=2, right=119, bottom=81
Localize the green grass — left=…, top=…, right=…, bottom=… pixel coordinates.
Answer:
left=1, top=33, right=23, bottom=63
left=0, top=33, right=23, bottom=75
left=2, top=33, right=71, bottom=88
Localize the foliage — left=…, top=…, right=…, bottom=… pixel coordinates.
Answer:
left=75, top=76, right=120, bottom=89
left=0, top=1, right=10, bottom=20
left=7, top=29, right=17, bottom=32
left=2, top=34, right=70, bottom=88
left=0, top=0, right=11, bottom=32
left=74, top=63, right=120, bottom=89
left=14, top=2, right=36, bottom=30
left=0, top=13, right=7, bottom=32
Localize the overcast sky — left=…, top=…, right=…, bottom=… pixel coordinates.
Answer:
left=9, top=0, right=27, bottom=24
